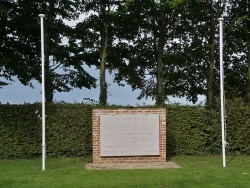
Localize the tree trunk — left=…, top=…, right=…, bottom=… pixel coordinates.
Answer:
left=99, top=1, right=108, bottom=106
left=247, top=39, right=250, bottom=105
left=43, top=1, right=55, bottom=102
left=247, top=1, right=250, bottom=105
left=207, top=0, right=215, bottom=108
left=44, top=23, right=54, bottom=102
left=155, top=9, right=166, bottom=106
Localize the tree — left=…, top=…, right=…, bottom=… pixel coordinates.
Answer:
left=156, top=0, right=167, bottom=105
left=0, top=0, right=38, bottom=88
left=40, top=0, right=97, bottom=102
left=224, top=0, right=250, bottom=105
left=207, top=0, right=216, bottom=108
left=99, top=0, right=109, bottom=105
left=0, top=0, right=14, bottom=87
left=110, top=0, right=183, bottom=105
left=3, top=0, right=249, bottom=106
left=164, top=0, right=225, bottom=106
left=71, top=0, right=124, bottom=105
left=1, top=0, right=96, bottom=102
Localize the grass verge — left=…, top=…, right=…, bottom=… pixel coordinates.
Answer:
left=0, top=155, right=249, bottom=188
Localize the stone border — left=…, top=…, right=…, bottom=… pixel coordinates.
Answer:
left=85, top=162, right=181, bottom=170
left=92, top=108, right=166, bottom=163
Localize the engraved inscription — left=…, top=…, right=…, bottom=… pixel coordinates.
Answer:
left=100, top=114, right=159, bottom=156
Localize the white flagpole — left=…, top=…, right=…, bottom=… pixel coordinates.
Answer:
left=218, top=18, right=226, bottom=168
left=38, top=14, right=46, bottom=171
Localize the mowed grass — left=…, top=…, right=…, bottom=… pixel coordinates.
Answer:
left=0, top=156, right=249, bottom=188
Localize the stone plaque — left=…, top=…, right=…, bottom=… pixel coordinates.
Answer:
left=100, top=114, right=159, bottom=156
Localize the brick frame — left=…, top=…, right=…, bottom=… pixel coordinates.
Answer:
left=92, top=108, right=166, bottom=163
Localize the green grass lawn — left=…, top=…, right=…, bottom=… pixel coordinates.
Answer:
left=0, top=155, right=249, bottom=188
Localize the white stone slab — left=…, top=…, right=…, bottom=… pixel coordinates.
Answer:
left=100, top=114, right=159, bottom=156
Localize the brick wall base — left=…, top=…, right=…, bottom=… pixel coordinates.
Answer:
left=92, top=108, right=166, bottom=163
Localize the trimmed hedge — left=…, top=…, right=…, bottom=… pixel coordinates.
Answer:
left=166, top=105, right=250, bottom=155
left=0, top=103, right=93, bottom=159
left=0, top=103, right=249, bottom=159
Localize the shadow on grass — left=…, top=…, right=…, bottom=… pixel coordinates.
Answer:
left=166, top=153, right=178, bottom=161
left=226, top=154, right=239, bottom=166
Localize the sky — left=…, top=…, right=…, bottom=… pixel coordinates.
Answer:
left=1, top=69, right=204, bottom=106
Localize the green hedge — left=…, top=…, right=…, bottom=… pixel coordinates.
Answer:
left=166, top=105, right=250, bottom=155
left=0, top=103, right=93, bottom=159
left=0, top=103, right=249, bottom=159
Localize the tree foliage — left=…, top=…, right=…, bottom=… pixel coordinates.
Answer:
left=0, top=0, right=39, bottom=87
left=1, top=0, right=250, bottom=106
left=224, top=0, right=250, bottom=105
left=0, top=0, right=96, bottom=102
